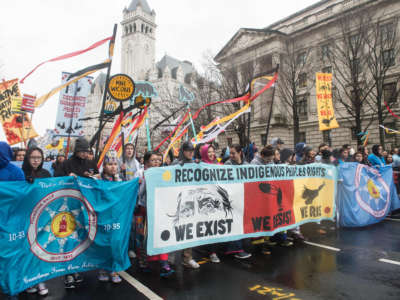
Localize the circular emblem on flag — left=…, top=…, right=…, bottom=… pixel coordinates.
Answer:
left=28, top=189, right=97, bottom=262
left=355, top=164, right=390, bottom=218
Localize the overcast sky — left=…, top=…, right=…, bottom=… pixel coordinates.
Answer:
left=0, top=0, right=319, bottom=141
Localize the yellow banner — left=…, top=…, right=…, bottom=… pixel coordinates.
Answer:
left=0, top=79, right=38, bottom=145
left=315, top=73, right=339, bottom=131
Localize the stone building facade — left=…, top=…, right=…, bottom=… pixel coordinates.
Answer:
left=215, top=0, right=400, bottom=151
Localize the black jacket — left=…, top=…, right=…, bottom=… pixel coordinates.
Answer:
left=56, top=155, right=99, bottom=177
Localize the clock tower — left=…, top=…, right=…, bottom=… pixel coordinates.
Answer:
left=121, top=0, right=156, bottom=80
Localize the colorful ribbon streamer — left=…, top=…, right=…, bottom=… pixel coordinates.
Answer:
left=20, top=36, right=113, bottom=84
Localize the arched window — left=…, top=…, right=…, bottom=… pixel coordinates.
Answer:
left=145, top=26, right=149, bottom=33
left=141, top=24, right=144, bottom=32
left=129, top=24, right=132, bottom=33
left=125, top=26, right=128, bottom=35
left=133, top=23, right=136, bottom=32
left=158, top=68, right=163, bottom=78
left=185, top=74, right=192, bottom=85
left=172, top=68, right=178, bottom=80
left=149, top=28, right=152, bottom=33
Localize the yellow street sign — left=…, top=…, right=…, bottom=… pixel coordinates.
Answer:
left=107, top=74, right=135, bottom=101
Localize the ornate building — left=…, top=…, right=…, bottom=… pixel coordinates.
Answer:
left=215, top=0, right=400, bottom=150
left=83, top=0, right=197, bottom=151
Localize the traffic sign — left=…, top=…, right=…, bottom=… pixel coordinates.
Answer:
left=107, top=74, right=135, bottom=101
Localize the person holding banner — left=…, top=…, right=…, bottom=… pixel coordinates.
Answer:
left=55, top=137, right=96, bottom=288
left=57, top=137, right=99, bottom=179
left=21, top=147, right=50, bottom=295
left=223, top=144, right=252, bottom=259
left=250, top=146, right=279, bottom=254
left=135, top=151, right=175, bottom=277
left=118, top=143, right=141, bottom=259
left=22, top=147, right=51, bottom=182
left=200, top=144, right=222, bottom=263
left=172, top=142, right=200, bottom=269
left=97, top=151, right=123, bottom=283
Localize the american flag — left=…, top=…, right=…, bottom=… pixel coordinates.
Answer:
left=21, top=94, right=36, bottom=113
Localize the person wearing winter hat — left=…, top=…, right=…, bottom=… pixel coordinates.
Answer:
left=280, top=148, right=295, bottom=164
left=295, top=142, right=306, bottom=162
left=56, top=137, right=99, bottom=179
left=55, top=137, right=98, bottom=288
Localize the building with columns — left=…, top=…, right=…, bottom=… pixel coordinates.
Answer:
left=215, top=0, right=400, bottom=151
left=83, top=0, right=198, bottom=151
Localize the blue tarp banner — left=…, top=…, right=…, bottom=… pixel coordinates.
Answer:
left=338, top=163, right=400, bottom=227
left=0, top=176, right=138, bottom=295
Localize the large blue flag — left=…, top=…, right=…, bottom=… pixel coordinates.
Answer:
left=338, top=163, right=400, bottom=227
left=0, top=176, right=138, bottom=295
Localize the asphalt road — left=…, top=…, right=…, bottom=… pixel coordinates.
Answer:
left=2, top=216, right=400, bottom=300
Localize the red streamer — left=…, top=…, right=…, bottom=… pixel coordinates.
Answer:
left=20, top=36, right=113, bottom=84
left=384, top=101, right=400, bottom=119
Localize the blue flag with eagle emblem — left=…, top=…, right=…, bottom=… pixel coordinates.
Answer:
left=338, top=163, right=400, bottom=227
left=0, top=176, right=138, bottom=295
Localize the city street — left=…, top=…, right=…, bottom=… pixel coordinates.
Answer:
left=2, top=215, right=400, bottom=300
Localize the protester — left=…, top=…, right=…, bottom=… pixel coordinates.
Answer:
left=295, top=143, right=306, bottom=162
left=270, top=137, right=284, bottom=151
left=386, top=153, right=393, bottom=165
left=118, top=143, right=141, bottom=259
left=20, top=146, right=50, bottom=295
left=0, top=142, right=25, bottom=181
left=98, top=151, right=123, bottom=283
left=52, top=153, right=65, bottom=176
left=22, top=147, right=51, bottom=181
left=14, top=148, right=26, bottom=162
left=251, top=145, right=276, bottom=254
left=273, top=148, right=281, bottom=164
left=118, top=143, right=141, bottom=180
left=223, top=144, right=252, bottom=259
left=280, top=148, right=296, bottom=165
left=279, top=148, right=305, bottom=242
left=368, top=144, right=386, bottom=168
left=135, top=151, right=175, bottom=277
left=164, top=150, right=174, bottom=166
left=55, top=137, right=96, bottom=288
left=357, top=146, right=370, bottom=166
left=315, top=143, right=329, bottom=162
left=299, top=147, right=316, bottom=165
left=194, top=143, right=205, bottom=163
left=155, top=152, right=163, bottom=167
left=251, top=145, right=275, bottom=165
left=56, top=137, right=99, bottom=178
left=172, top=142, right=200, bottom=268
left=199, top=144, right=223, bottom=262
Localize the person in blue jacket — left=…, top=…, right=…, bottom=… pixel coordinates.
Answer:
left=368, top=144, right=386, bottom=168
left=0, top=141, right=25, bottom=181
